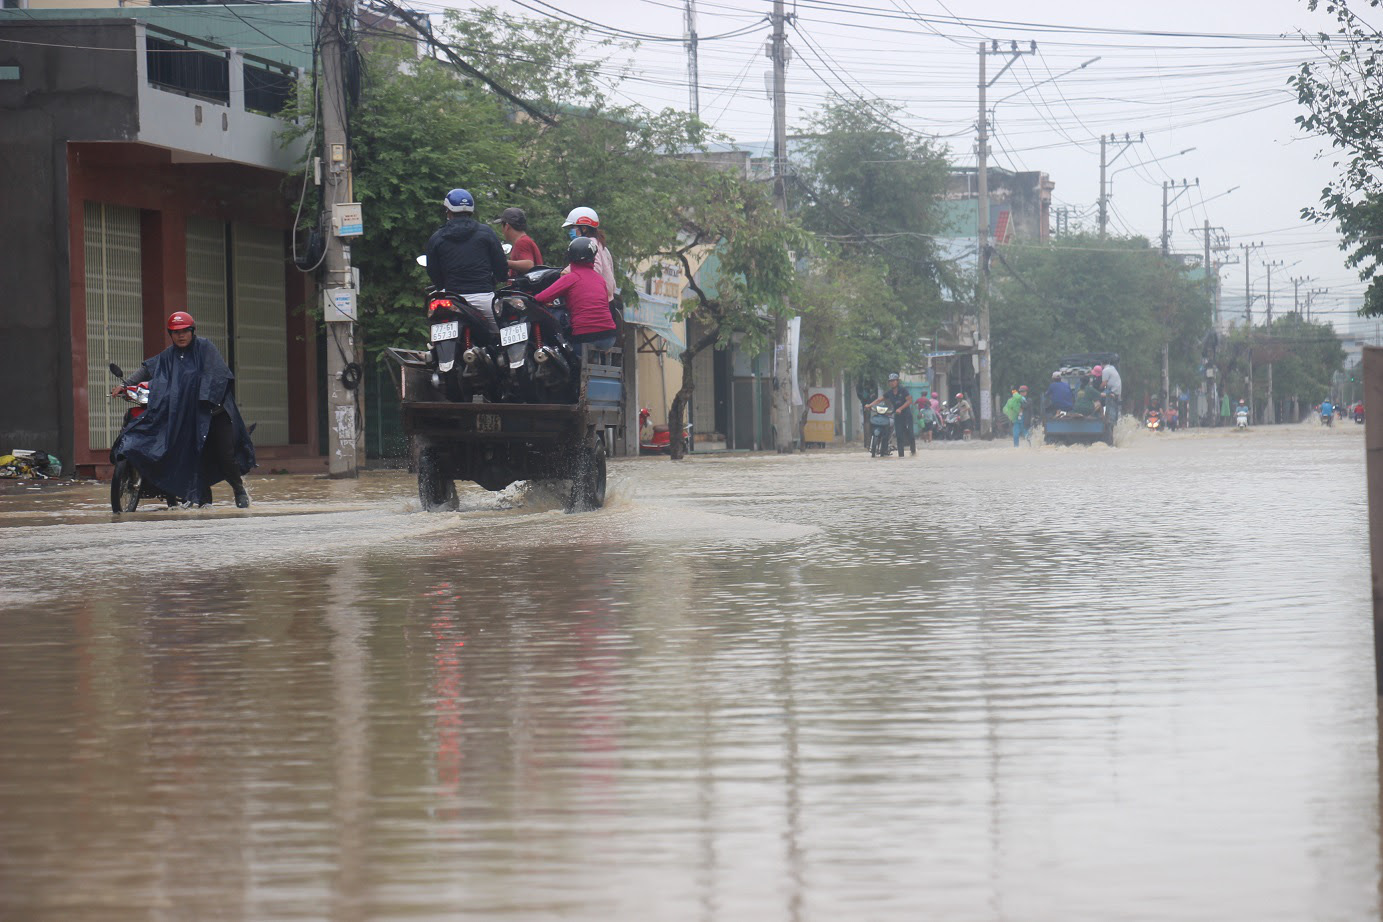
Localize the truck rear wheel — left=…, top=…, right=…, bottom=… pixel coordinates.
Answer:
left=418, top=445, right=458, bottom=512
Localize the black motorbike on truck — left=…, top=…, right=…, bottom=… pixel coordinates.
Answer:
left=492, top=266, right=583, bottom=405
left=424, top=290, right=504, bottom=403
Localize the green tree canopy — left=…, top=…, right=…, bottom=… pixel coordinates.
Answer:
left=1291, top=0, right=1383, bottom=314
left=988, top=234, right=1212, bottom=403
left=794, top=96, right=962, bottom=390
left=283, top=7, right=712, bottom=359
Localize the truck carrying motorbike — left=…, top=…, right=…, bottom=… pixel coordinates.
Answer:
left=1039, top=352, right=1119, bottom=447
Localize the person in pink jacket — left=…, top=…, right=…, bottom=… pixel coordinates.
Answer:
left=535, top=237, right=616, bottom=358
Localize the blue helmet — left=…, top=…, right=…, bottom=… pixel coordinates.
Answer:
left=443, top=188, right=475, bottom=213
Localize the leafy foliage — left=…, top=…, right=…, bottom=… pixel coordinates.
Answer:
left=988, top=233, right=1212, bottom=403
left=1215, top=313, right=1345, bottom=409
left=281, top=8, right=716, bottom=363
left=660, top=167, right=809, bottom=458
left=1290, top=0, right=1383, bottom=314
left=794, top=97, right=962, bottom=389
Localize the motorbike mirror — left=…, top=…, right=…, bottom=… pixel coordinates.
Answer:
left=416, top=254, right=427, bottom=267
left=109, top=362, right=125, bottom=379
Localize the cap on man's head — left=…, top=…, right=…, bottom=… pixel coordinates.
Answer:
left=888, top=373, right=900, bottom=380
left=493, top=206, right=527, bottom=229
left=1052, top=371, right=1061, bottom=379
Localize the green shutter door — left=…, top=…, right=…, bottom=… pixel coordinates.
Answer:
left=185, top=216, right=229, bottom=353
left=231, top=223, right=289, bottom=446
left=84, top=202, right=143, bottom=451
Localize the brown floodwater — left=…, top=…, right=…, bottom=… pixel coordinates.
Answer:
left=0, top=420, right=1376, bottom=921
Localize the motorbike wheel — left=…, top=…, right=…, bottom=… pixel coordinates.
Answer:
left=417, top=445, right=458, bottom=512
left=567, top=436, right=607, bottom=512
left=110, top=458, right=141, bottom=514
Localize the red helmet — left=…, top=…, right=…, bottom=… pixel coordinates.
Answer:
left=167, top=311, right=196, bottom=331
left=1091, top=364, right=1103, bottom=376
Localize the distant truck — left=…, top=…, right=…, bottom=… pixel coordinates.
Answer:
left=1040, top=351, right=1117, bottom=447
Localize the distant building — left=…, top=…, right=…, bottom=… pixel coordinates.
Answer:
left=0, top=6, right=322, bottom=474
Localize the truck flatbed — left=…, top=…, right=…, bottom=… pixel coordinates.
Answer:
left=386, top=346, right=624, bottom=511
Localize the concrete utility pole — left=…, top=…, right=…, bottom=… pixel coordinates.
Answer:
left=1158, top=178, right=1196, bottom=408
left=1240, top=241, right=1263, bottom=326
left=1291, top=275, right=1313, bottom=315
left=1264, top=259, right=1284, bottom=424
left=977, top=38, right=1035, bottom=437
left=1098, top=132, right=1143, bottom=238
left=769, top=0, right=795, bottom=452
left=1160, top=179, right=1197, bottom=257
left=321, top=0, right=358, bottom=477
left=1195, top=220, right=1227, bottom=423
left=685, top=0, right=699, bottom=118
left=1240, top=241, right=1263, bottom=422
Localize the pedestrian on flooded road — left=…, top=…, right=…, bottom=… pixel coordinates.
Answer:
left=1003, top=386, right=1029, bottom=447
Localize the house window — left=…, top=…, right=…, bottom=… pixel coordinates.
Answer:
left=0, top=65, right=19, bottom=80
left=146, top=36, right=229, bottom=104
left=243, top=61, right=295, bottom=116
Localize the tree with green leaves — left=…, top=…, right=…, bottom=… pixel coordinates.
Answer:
left=1216, top=313, right=1344, bottom=419
left=661, top=167, right=808, bottom=460
left=794, top=97, right=962, bottom=394
left=988, top=233, right=1211, bottom=408
left=283, top=8, right=710, bottom=364
left=1291, top=0, right=1383, bottom=313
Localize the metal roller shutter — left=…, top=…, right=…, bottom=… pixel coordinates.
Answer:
left=185, top=216, right=229, bottom=353
left=84, top=202, right=144, bottom=451
left=231, top=223, right=288, bottom=445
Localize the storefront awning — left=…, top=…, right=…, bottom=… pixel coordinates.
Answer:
left=624, top=292, right=685, bottom=354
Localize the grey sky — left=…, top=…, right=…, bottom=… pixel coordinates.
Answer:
left=444, top=0, right=1362, bottom=325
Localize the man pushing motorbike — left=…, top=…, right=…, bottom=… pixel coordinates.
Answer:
left=110, top=311, right=255, bottom=507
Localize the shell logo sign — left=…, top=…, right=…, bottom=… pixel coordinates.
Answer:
left=805, top=388, right=835, bottom=443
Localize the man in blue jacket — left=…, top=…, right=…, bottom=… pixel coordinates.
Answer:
left=425, top=188, right=507, bottom=335
left=1045, top=371, right=1074, bottom=415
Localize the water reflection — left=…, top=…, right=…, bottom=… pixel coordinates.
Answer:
left=0, top=426, right=1377, bottom=920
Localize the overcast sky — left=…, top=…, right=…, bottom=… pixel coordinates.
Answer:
left=439, top=0, right=1366, bottom=329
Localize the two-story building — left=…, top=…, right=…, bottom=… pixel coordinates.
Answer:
left=0, top=5, right=321, bottom=475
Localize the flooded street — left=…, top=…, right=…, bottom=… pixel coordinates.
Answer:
left=0, top=422, right=1376, bottom=921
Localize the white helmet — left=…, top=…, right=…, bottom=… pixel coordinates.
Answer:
left=562, top=206, right=600, bottom=229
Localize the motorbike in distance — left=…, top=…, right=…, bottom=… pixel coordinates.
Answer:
left=1145, top=408, right=1163, bottom=432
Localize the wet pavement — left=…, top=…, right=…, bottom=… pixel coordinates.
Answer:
left=0, top=420, right=1376, bottom=921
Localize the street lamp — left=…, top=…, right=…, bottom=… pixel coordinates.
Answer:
left=1108, top=146, right=1196, bottom=198
left=992, top=56, right=1101, bottom=110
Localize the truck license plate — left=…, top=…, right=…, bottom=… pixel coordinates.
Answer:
left=476, top=414, right=501, bottom=432
left=500, top=323, right=528, bottom=346
left=430, top=321, right=459, bottom=342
